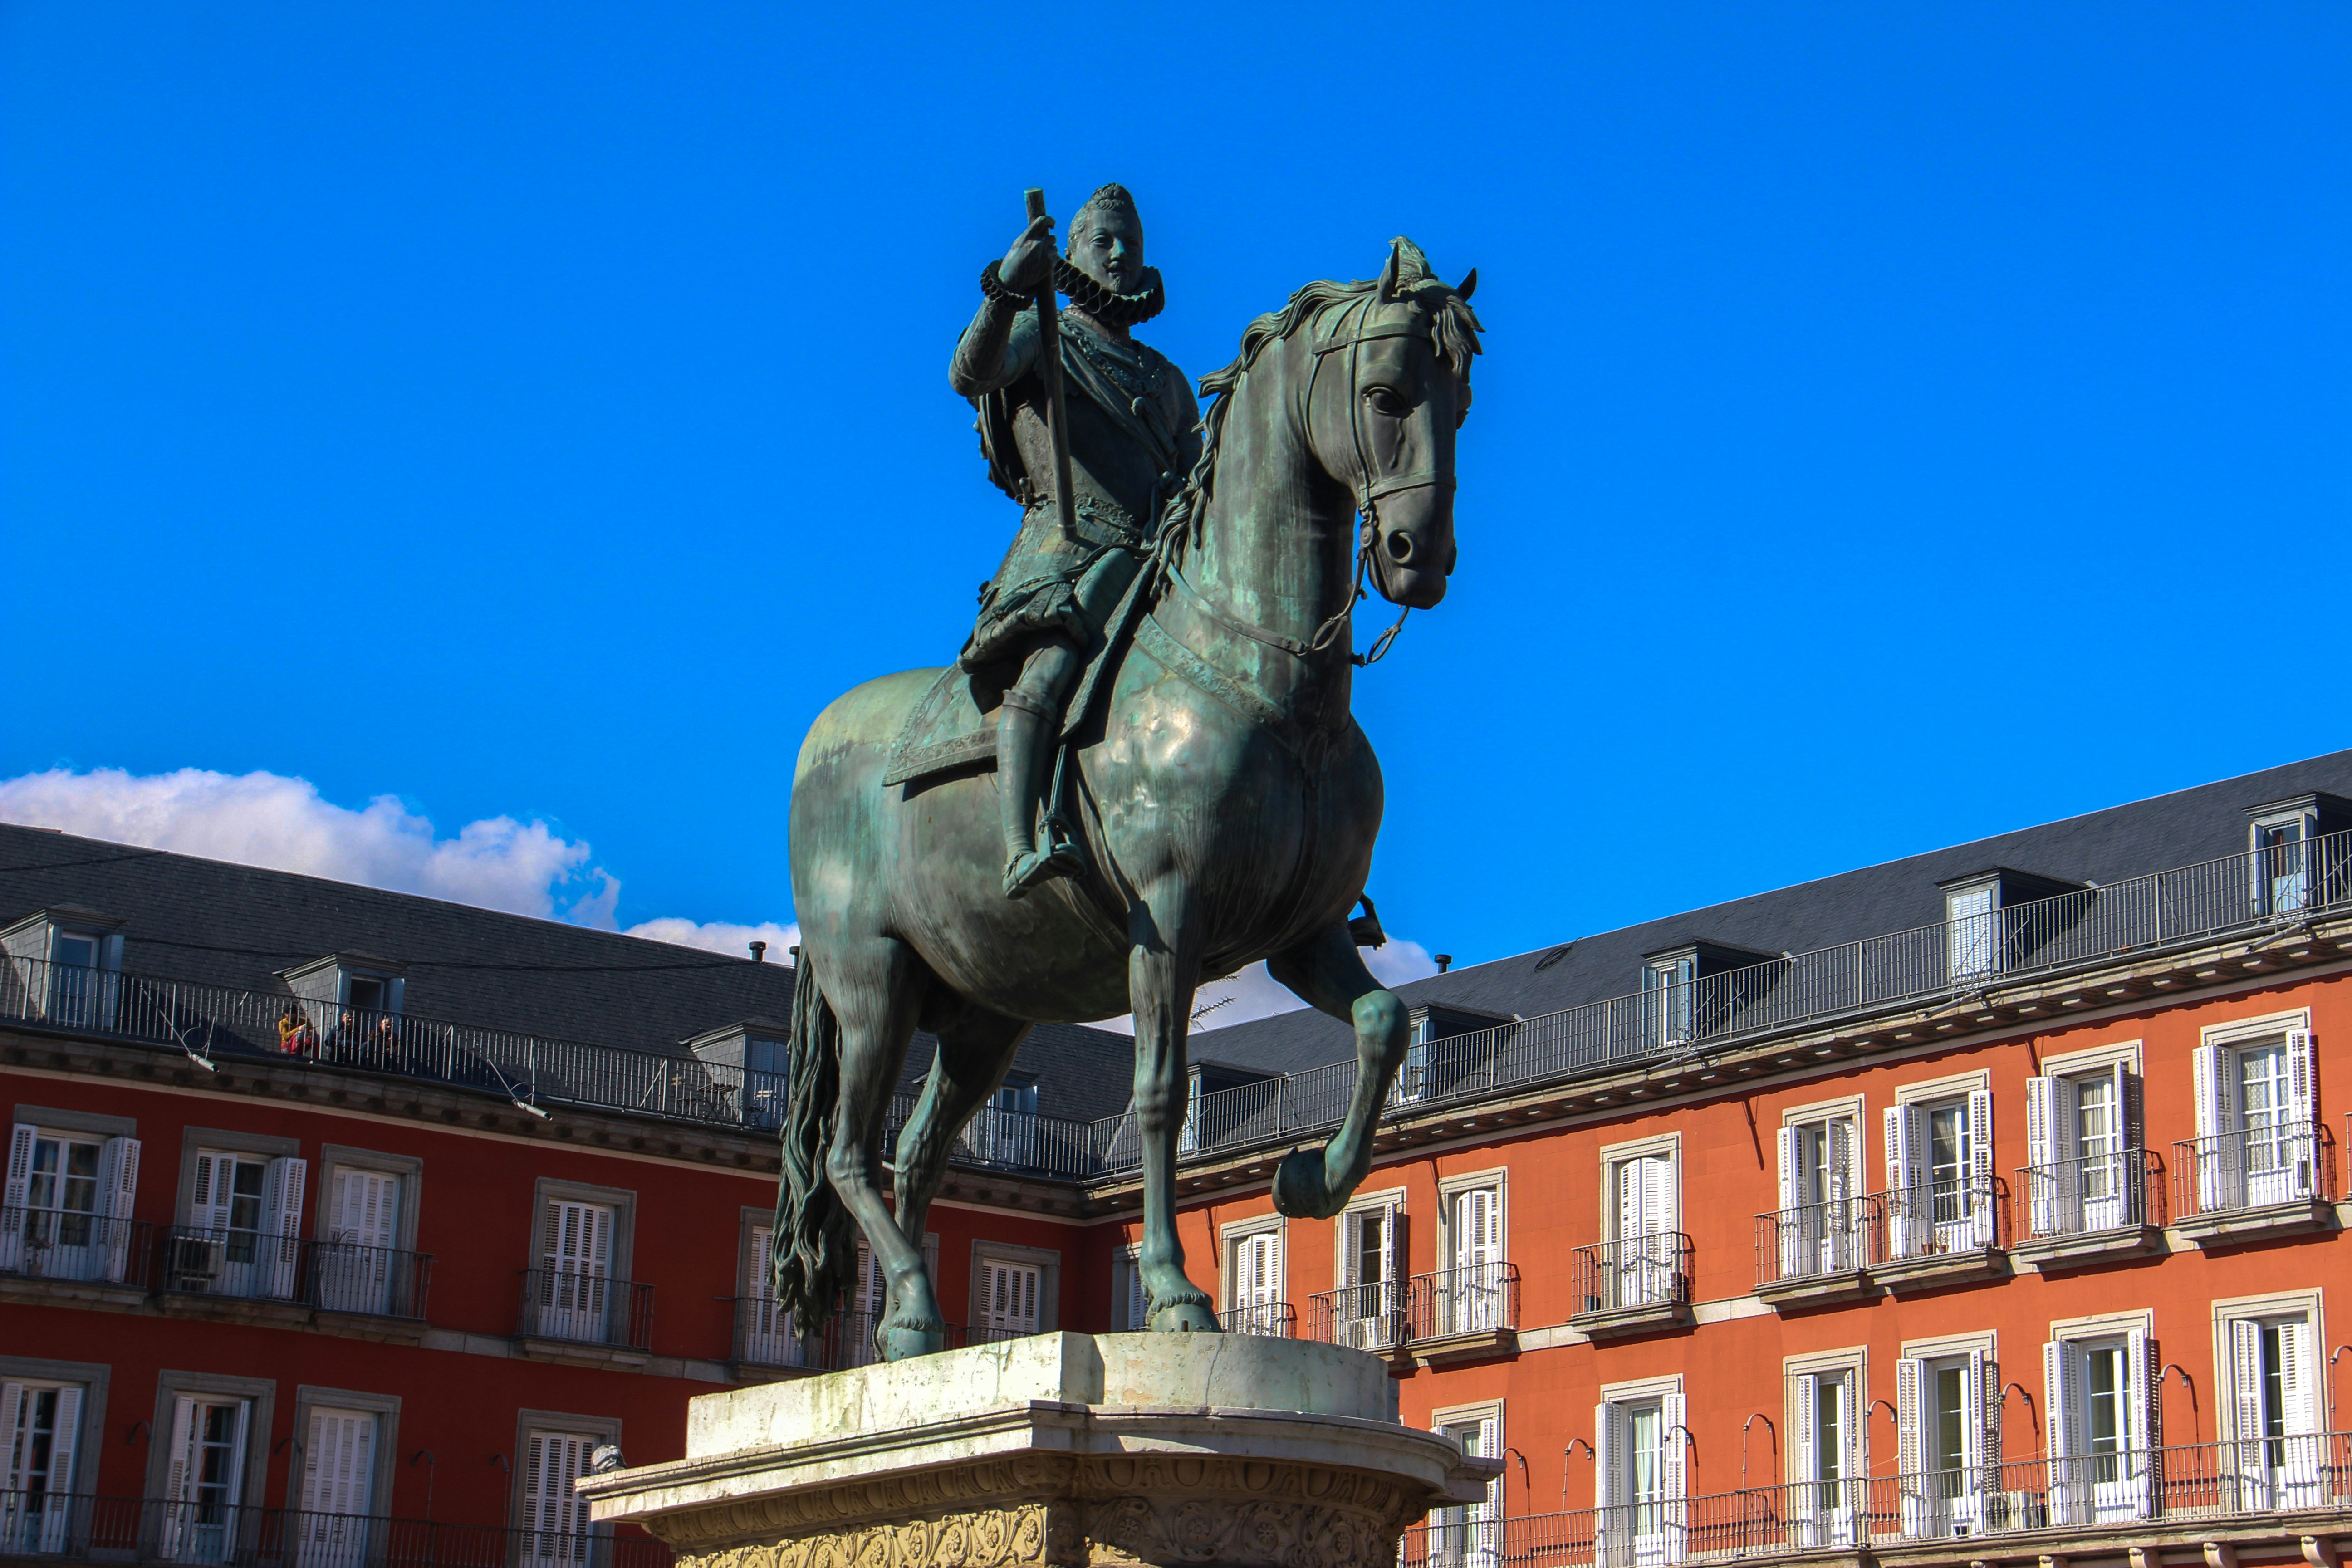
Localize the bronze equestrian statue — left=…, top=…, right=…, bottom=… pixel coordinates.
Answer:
left=773, top=186, right=1482, bottom=1362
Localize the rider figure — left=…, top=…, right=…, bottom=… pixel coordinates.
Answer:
left=951, top=184, right=1201, bottom=899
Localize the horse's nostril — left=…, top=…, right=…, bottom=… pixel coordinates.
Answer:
left=1385, top=530, right=1415, bottom=564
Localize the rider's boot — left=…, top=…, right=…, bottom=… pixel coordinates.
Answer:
left=998, top=691, right=1083, bottom=899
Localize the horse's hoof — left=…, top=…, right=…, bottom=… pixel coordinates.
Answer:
left=1149, top=1299, right=1220, bottom=1333
left=879, top=1321, right=948, bottom=1361
left=1271, top=1146, right=1339, bottom=1219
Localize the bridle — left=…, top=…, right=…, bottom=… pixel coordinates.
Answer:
left=1153, top=289, right=1453, bottom=670
left=1300, top=293, right=1453, bottom=665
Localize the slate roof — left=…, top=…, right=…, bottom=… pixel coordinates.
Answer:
left=0, top=824, right=1142, bottom=1123
left=1186, top=747, right=2352, bottom=1078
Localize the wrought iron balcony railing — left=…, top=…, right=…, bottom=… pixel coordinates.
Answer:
left=1409, top=1262, right=1520, bottom=1341
left=0, top=1207, right=150, bottom=1287
left=1395, top=1432, right=2352, bottom=1568
left=0, top=1492, right=673, bottom=1568
left=152, top=1228, right=431, bottom=1318
left=1308, top=1279, right=1408, bottom=1352
left=10, top=829, right=2352, bottom=1184
left=1753, top=1196, right=1882, bottom=1288
left=1218, top=1301, right=1296, bottom=1337
left=1880, top=1177, right=2006, bottom=1259
left=1572, top=1233, right=1691, bottom=1317
left=2018, top=1149, right=2161, bottom=1239
left=2173, top=1123, right=2335, bottom=1218
left=515, top=1268, right=652, bottom=1350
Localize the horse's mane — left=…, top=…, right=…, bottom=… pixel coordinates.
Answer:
left=1163, top=238, right=1482, bottom=553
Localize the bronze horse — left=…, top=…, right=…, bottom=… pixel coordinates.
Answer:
left=774, top=239, right=1481, bottom=1360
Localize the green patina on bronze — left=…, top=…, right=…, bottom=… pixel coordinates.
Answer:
left=773, top=186, right=1483, bottom=1360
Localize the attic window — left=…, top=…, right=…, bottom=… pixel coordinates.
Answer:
left=278, top=953, right=407, bottom=1033
left=0, top=908, right=125, bottom=1030
left=1935, top=868, right=2083, bottom=984
left=2244, top=795, right=2347, bottom=916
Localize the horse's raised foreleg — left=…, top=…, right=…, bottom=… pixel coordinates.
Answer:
left=1129, top=883, right=1217, bottom=1332
left=819, top=934, right=948, bottom=1361
left=889, top=1007, right=1029, bottom=1250
left=1266, top=924, right=1409, bottom=1220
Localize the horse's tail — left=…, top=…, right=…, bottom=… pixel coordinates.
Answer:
left=771, top=955, right=855, bottom=1336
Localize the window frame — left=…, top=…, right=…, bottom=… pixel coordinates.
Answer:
left=144, top=1371, right=275, bottom=1520
left=1217, top=1214, right=1284, bottom=1322
left=1784, top=1348, right=1868, bottom=1489
left=2211, top=1289, right=2329, bottom=1439
left=289, top=1385, right=401, bottom=1524
left=507, top=1409, right=619, bottom=1539
left=969, top=1239, right=1060, bottom=1334
left=0, top=1355, right=109, bottom=1499
left=314, top=1146, right=421, bottom=1257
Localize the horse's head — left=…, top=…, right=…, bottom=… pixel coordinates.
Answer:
left=1305, top=238, right=1481, bottom=611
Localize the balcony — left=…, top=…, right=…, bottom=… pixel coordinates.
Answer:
left=1752, top=1196, right=1881, bottom=1309
left=2172, top=1125, right=2337, bottom=1248
left=1218, top=1301, right=1296, bottom=1337
left=1307, top=1264, right=1523, bottom=1364
left=1871, top=1179, right=2008, bottom=1292
left=1395, top=1432, right=2352, bottom=1568
left=514, top=1268, right=653, bottom=1367
left=0, top=1208, right=151, bottom=1302
left=2014, top=1149, right=2163, bottom=1270
left=1309, top=1280, right=1409, bottom=1355
left=1570, top=1233, right=1691, bottom=1338
left=154, top=1228, right=432, bottom=1335
left=0, top=1493, right=674, bottom=1568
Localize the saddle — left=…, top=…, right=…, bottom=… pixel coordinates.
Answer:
left=880, top=563, right=1153, bottom=789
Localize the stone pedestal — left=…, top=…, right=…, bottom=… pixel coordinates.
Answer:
left=580, top=1332, right=1498, bottom=1568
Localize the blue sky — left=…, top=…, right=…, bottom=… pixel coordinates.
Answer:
left=3, top=5, right=2346, bottom=1009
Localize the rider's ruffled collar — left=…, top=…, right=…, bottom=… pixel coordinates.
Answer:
left=1056, top=258, right=1164, bottom=326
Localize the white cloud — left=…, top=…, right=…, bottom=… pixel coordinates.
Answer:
left=1086, top=938, right=1441, bottom=1036
left=0, top=765, right=624, bottom=927
left=624, top=916, right=801, bottom=960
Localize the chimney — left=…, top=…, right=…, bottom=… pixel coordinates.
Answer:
left=1434, top=953, right=1453, bottom=974
left=749, top=941, right=767, bottom=963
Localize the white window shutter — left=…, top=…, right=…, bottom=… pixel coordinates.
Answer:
left=1826, top=1120, right=1852, bottom=1206
left=1662, top=1389, right=1687, bottom=1501
left=1979, top=1355, right=2000, bottom=1476
left=1657, top=1153, right=1679, bottom=1237
left=2192, top=1045, right=2232, bottom=1137
left=1595, top=1401, right=1618, bottom=1509
left=1616, top=1159, right=1640, bottom=1245
left=2123, top=1328, right=2152, bottom=1450
left=2141, top=1333, right=2164, bottom=1451
left=2116, top=1062, right=2143, bottom=1151
left=1966, top=1090, right=1995, bottom=1246
left=191, top=1153, right=234, bottom=1235
left=4, top=1124, right=35, bottom=1212
left=45, top=1384, right=81, bottom=1501
left=1894, top=1357, right=1921, bottom=1477
left=2280, top=1319, right=2317, bottom=1436
left=748, top=1225, right=774, bottom=1299
left=2024, top=1078, right=2053, bottom=1170
left=1886, top=1107, right=1924, bottom=1258
left=1776, top=1127, right=1799, bottom=1214
left=0, top=1384, right=26, bottom=1492
left=1840, top=1370, right=1865, bottom=1482
left=95, top=1137, right=140, bottom=1282
left=2230, top=1319, right=2265, bottom=1444
left=2044, top=1341, right=2074, bottom=1458
left=2285, top=1029, right=2316, bottom=1125
left=260, top=1156, right=307, bottom=1298
left=1790, top=1375, right=1816, bottom=1484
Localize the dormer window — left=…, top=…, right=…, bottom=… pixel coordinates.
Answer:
left=685, top=1019, right=793, bottom=1129
left=1936, top=868, right=2082, bottom=983
left=1639, top=941, right=1778, bottom=1046
left=1644, top=955, right=1695, bottom=1044
left=0, top=908, right=125, bottom=1030
left=2244, top=794, right=2348, bottom=916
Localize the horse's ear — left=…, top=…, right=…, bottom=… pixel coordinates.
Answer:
left=1456, top=267, right=1477, bottom=301
left=1377, top=240, right=1405, bottom=302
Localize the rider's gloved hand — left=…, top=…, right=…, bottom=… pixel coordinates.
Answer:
left=998, top=216, right=1056, bottom=297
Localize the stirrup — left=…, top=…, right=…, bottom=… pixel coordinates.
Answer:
left=1003, top=842, right=1084, bottom=899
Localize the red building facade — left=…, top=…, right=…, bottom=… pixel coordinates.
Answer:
left=6, top=750, right=2352, bottom=1568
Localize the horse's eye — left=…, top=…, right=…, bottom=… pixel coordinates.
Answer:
left=1365, top=387, right=1406, bottom=417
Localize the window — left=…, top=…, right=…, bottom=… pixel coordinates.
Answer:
left=1113, top=1246, right=1149, bottom=1332
left=2044, top=1327, right=2155, bottom=1523
left=1644, top=956, right=1695, bottom=1046
left=975, top=1257, right=1042, bottom=1341
left=962, top=1078, right=1039, bottom=1166
left=2025, top=1063, right=2143, bottom=1235
left=315, top=1167, right=400, bottom=1315
left=1773, top=1112, right=1858, bottom=1278
left=1224, top=1226, right=1284, bottom=1336
left=2244, top=799, right=2337, bottom=916
left=1431, top=1405, right=1503, bottom=1568
left=1885, top=1089, right=1994, bottom=1256
left=158, top=1396, right=254, bottom=1563
left=2223, top=1309, right=2322, bottom=1510
left=1786, top=1365, right=1863, bottom=1547
left=1603, top=1147, right=1678, bottom=1309
left=2192, top=1028, right=2317, bottom=1210
left=1445, top=1183, right=1506, bottom=1332
left=172, top=1150, right=304, bottom=1300
left=1894, top=1348, right=1997, bottom=1537
left=736, top=1223, right=806, bottom=1368
left=1945, top=883, right=1997, bottom=980
left=1597, top=1386, right=1685, bottom=1566
left=0, top=1381, right=86, bottom=1553
left=4, top=1123, right=141, bottom=1283
left=1, top=913, right=124, bottom=1031
left=532, top=1200, right=614, bottom=1343
left=1335, top=1197, right=1402, bottom=1349
left=519, top=1431, right=596, bottom=1562
left=294, top=1407, right=378, bottom=1568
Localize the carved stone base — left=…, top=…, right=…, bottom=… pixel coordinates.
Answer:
left=581, top=1333, right=1497, bottom=1568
